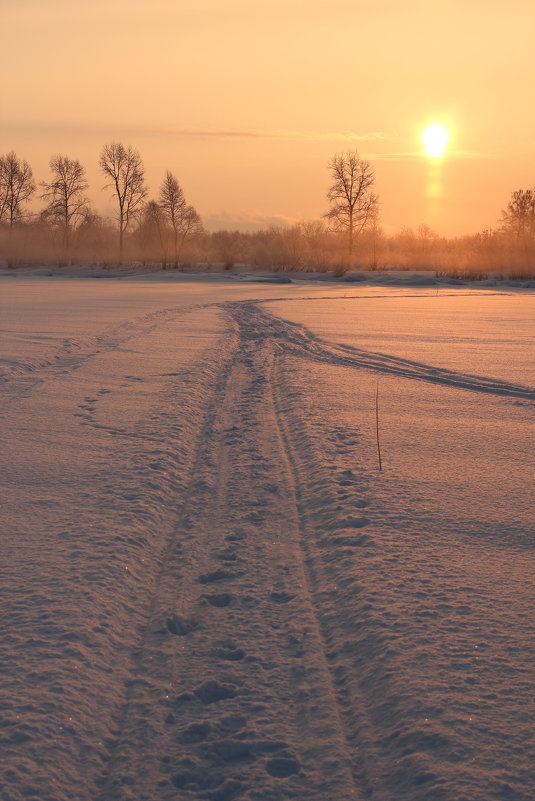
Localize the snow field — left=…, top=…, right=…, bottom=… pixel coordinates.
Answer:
left=1, top=277, right=534, bottom=801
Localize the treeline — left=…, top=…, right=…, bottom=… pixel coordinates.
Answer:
left=1, top=145, right=535, bottom=278
left=0, top=144, right=202, bottom=268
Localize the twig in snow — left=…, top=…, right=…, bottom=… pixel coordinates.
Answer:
left=375, top=379, right=382, bottom=472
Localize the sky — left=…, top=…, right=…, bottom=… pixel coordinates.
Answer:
left=2, top=0, right=534, bottom=235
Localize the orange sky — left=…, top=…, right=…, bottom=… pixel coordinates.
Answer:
left=2, top=0, right=534, bottom=235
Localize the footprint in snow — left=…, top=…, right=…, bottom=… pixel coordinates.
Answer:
left=177, top=721, right=211, bottom=743
left=166, top=614, right=198, bottom=636
left=333, top=533, right=371, bottom=547
left=269, top=591, right=295, bottom=604
left=204, top=593, right=234, bottom=608
left=194, top=681, right=237, bottom=705
left=199, top=569, right=234, bottom=584
left=206, top=779, right=244, bottom=801
left=336, top=516, right=369, bottom=529
left=225, top=531, right=246, bottom=543
left=171, top=761, right=218, bottom=791
left=218, top=714, right=247, bottom=733
left=338, top=469, right=356, bottom=486
left=216, top=549, right=238, bottom=563
left=212, top=644, right=245, bottom=662
left=265, top=756, right=301, bottom=778
left=207, top=740, right=256, bottom=764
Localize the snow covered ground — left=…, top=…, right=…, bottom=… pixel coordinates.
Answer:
left=1, top=274, right=534, bottom=801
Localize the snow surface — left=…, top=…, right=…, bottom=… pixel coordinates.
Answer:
left=1, top=274, right=534, bottom=801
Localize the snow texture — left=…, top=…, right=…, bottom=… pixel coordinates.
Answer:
left=1, top=275, right=534, bottom=801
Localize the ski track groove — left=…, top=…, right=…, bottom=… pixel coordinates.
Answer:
left=231, top=300, right=400, bottom=800
left=234, top=301, right=535, bottom=402
left=95, top=318, right=242, bottom=801
left=268, top=352, right=387, bottom=801
left=95, top=302, right=368, bottom=801
left=265, top=347, right=368, bottom=800
left=0, top=303, right=208, bottom=403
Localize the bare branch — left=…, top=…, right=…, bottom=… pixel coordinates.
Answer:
left=40, top=155, right=90, bottom=261
left=500, top=188, right=535, bottom=239
left=159, top=170, right=203, bottom=267
left=323, top=151, right=379, bottom=259
left=0, top=151, right=36, bottom=227
left=99, top=142, right=147, bottom=261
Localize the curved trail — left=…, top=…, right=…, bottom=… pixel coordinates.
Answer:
left=233, top=301, right=535, bottom=401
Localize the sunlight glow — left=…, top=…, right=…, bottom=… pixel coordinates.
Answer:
left=422, top=124, right=449, bottom=158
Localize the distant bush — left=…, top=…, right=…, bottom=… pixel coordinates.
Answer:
left=1, top=217, right=534, bottom=279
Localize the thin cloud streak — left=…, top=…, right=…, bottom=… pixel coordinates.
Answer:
left=0, top=119, right=491, bottom=162
left=362, top=150, right=492, bottom=161
left=0, top=119, right=387, bottom=144
left=159, top=126, right=388, bottom=142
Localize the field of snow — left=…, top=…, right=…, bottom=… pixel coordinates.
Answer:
left=1, top=274, right=534, bottom=801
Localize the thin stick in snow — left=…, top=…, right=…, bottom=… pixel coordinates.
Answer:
left=375, top=379, right=382, bottom=472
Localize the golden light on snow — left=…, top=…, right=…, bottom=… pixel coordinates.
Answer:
left=422, top=124, right=449, bottom=158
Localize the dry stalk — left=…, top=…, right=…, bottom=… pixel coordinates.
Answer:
left=375, top=379, right=382, bottom=472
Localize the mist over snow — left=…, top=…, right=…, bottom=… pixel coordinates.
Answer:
left=1, top=273, right=534, bottom=801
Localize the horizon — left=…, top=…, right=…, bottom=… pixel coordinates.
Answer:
left=2, top=0, right=535, bottom=236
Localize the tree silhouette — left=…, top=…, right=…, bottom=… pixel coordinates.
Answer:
left=324, top=151, right=378, bottom=260
left=100, top=142, right=147, bottom=262
left=159, top=171, right=203, bottom=268
left=138, top=200, right=169, bottom=267
left=0, top=151, right=35, bottom=227
left=501, top=189, right=535, bottom=239
left=40, top=155, right=90, bottom=262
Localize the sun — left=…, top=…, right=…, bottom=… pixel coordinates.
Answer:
left=422, top=124, right=449, bottom=158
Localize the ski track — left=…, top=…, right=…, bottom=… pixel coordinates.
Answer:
left=94, top=306, right=363, bottom=801
left=0, top=304, right=206, bottom=402
left=1, top=294, right=534, bottom=801
left=235, top=302, right=535, bottom=402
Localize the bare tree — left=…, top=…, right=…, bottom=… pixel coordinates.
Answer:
left=40, top=155, right=90, bottom=261
left=76, top=212, right=116, bottom=265
left=0, top=151, right=36, bottom=227
left=159, top=171, right=203, bottom=268
left=137, top=200, right=170, bottom=267
left=210, top=230, right=245, bottom=270
left=323, top=151, right=379, bottom=260
left=501, top=189, right=535, bottom=239
left=99, top=142, right=147, bottom=262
